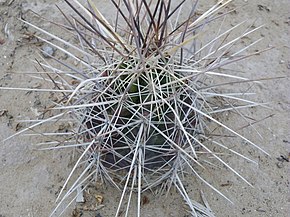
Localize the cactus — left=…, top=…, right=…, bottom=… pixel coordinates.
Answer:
left=3, top=0, right=269, bottom=216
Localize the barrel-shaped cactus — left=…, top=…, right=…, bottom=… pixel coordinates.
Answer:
left=5, top=0, right=268, bottom=216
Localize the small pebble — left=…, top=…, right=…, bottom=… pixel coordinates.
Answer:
left=279, top=60, right=285, bottom=64
left=0, top=38, right=5, bottom=45
left=257, top=5, right=271, bottom=12
left=76, top=186, right=85, bottom=203
left=0, top=109, right=8, bottom=116
left=276, top=161, right=283, bottom=168
left=41, top=45, right=55, bottom=58
left=256, top=207, right=266, bottom=212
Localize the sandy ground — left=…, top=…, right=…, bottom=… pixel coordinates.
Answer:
left=0, top=0, right=289, bottom=216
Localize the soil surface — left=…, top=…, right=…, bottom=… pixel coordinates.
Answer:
left=0, top=0, right=289, bottom=217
